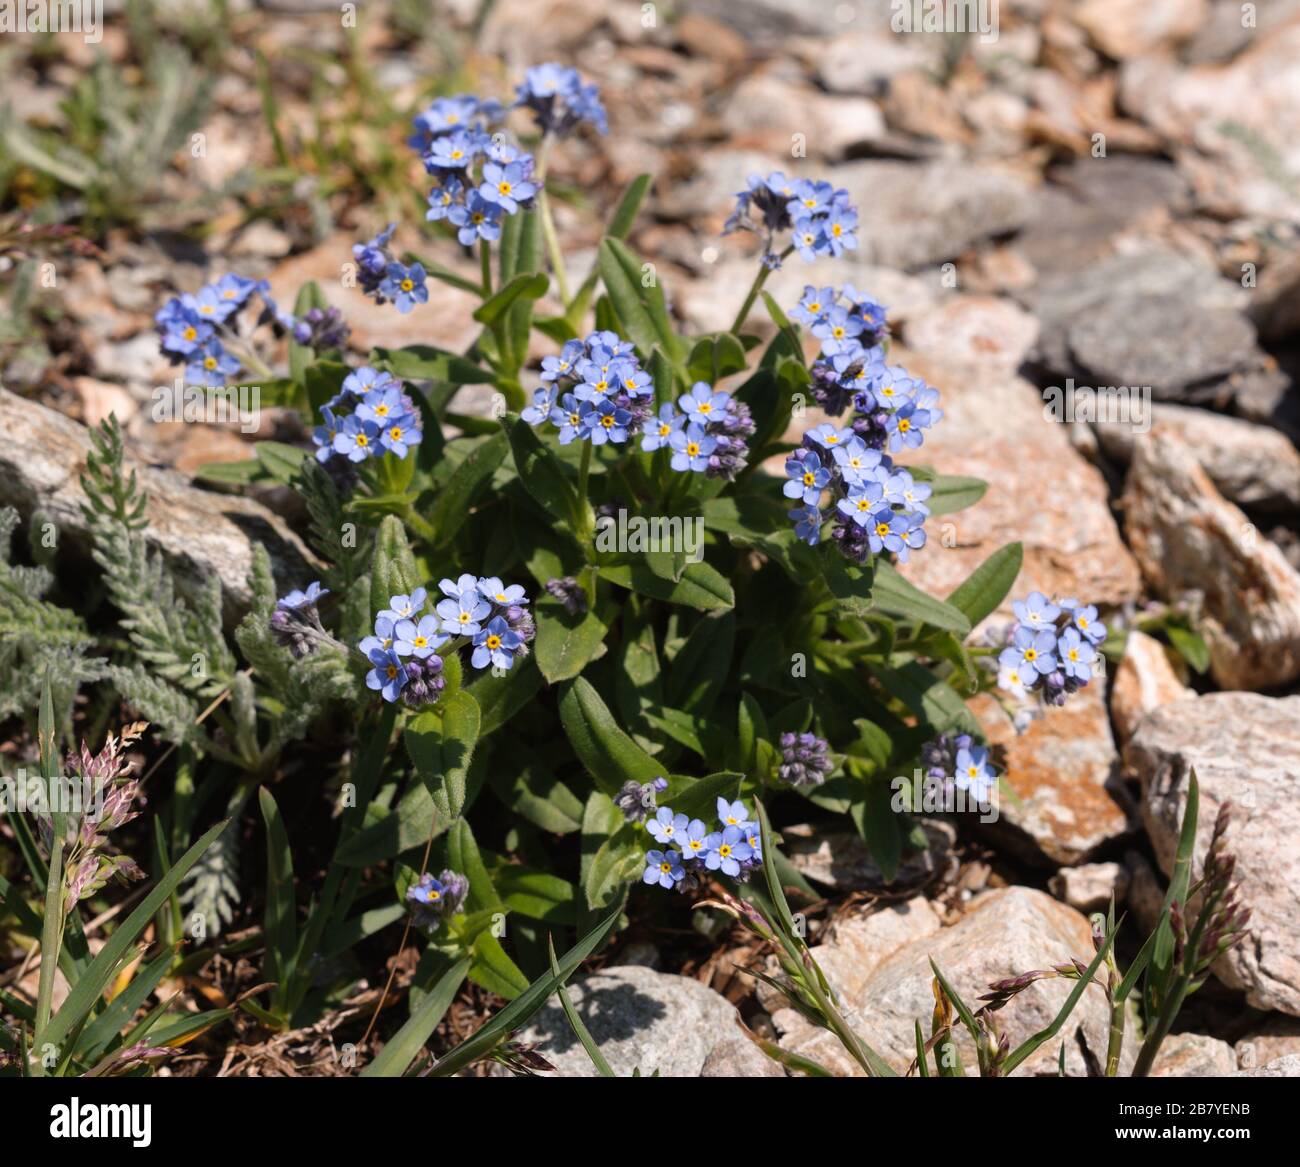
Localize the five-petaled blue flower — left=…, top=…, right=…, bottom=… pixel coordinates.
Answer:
left=784, top=449, right=831, bottom=505
left=647, top=808, right=689, bottom=846
left=669, top=423, right=716, bottom=473
left=379, top=262, right=428, bottom=314
left=704, top=826, right=754, bottom=877
left=365, top=645, right=409, bottom=703
left=471, top=615, right=522, bottom=669
left=643, top=849, right=684, bottom=889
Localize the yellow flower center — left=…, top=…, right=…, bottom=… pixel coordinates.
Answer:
left=601, top=415, right=614, bottom=428
left=660, top=862, right=672, bottom=874
left=356, top=434, right=369, bottom=448
left=1024, top=648, right=1037, bottom=662
left=413, top=636, right=427, bottom=648
left=390, top=426, right=403, bottom=441
left=719, top=844, right=732, bottom=858
left=400, top=278, right=414, bottom=293
left=802, top=471, right=815, bottom=487
left=658, top=423, right=670, bottom=436
left=898, top=418, right=911, bottom=433
left=686, top=442, right=700, bottom=457
left=875, top=521, right=890, bottom=537
left=698, top=402, right=712, bottom=414
left=182, top=326, right=197, bottom=341
left=385, top=665, right=399, bottom=680
left=498, top=181, right=513, bottom=196
left=203, top=356, right=217, bottom=370
left=486, top=634, right=502, bottom=650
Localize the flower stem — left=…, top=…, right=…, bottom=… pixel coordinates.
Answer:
left=534, top=135, right=571, bottom=305
left=480, top=239, right=493, bottom=297
left=729, top=245, right=794, bottom=335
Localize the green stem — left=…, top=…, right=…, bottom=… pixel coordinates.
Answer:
left=729, top=246, right=792, bottom=335
left=534, top=136, right=571, bottom=305
left=32, top=835, right=65, bottom=1076
left=480, top=239, right=493, bottom=297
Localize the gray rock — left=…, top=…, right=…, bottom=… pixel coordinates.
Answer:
left=1122, top=433, right=1300, bottom=690
left=831, top=160, right=1036, bottom=270
left=504, top=964, right=778, bottom=1078
left=1151, top=1032, right=1238, bottom=1077
left=784, top=820, right=955, bottom=894
left=1069, top=294, right=1260, bottom=403
left=0, top=386, right=318, bottom=626
left=1126, top=692, right=1300, bottom=1015
left=1050, top=862, right=1130, bottom=913
left=1110, top=629, right=1194, bottom=746
left=1095, top=403, right=1300, bottom=513
left=1028, top=249, right=1246, bottom=377
left=1016, top=157, right=1188, bottom=280
left=1235, top=1015, right=1300, bottom=1070
left=1236, top=1054, right=1300, bottom=1077
left=774, top=889, right=1125, bottom=1076
left=1249, top=247, right=1300, bottom=344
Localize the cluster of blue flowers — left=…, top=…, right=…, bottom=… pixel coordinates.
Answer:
left=514, top=63, right=609, bottom=138
left=352, top=223, right=428, bottom=314
left=996, top=592, right=1105, bottom=707
left=723, top=171, right=858, bottom=268
left=361, top=576, right=535, bottom=706
left=920, top=732, right=998, bottom=804
left=406, top=66, right=605, bottom=268
left=311, top=366, right=424, bottom=473
left=521, top=332, right=753, bottom=479
left=268, top=580, right=331, bottom=659
left=405, top=869, right=469, bottom=933
left=643, top=798, right=763, bottom=893
left=783, top=287, right=942, bottom=563
left=155, top=274, right=287, bottom=386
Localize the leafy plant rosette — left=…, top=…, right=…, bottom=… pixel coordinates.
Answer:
left=4, top=65, right=1129, bottom=1076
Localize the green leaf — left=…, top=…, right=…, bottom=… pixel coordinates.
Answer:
left=560, top=677, right=662, bottom=795
left=597, top=238, right=686, bottom=364
left=361, top=957, right=471, bottom=1077
left=469, top=930, right=530, bottom=999
left=369, top=514, right=420, bottom=616
left=926, top=475, right=988, bottom=517
left=404, top=690, right=481, bottom=822
left=1165, top=623, right=1210, bottom=674
left=687, top=333, right=748, bottom=386
left=426, top=431, right=508, bottom=548
left=946, top=542, right=1023, bottom=627
left=428, top=896, right=624, bottom=1076
left=598, top=560, right=734, bottom=611
left=548, top=935, right=615, bottom=1076
left=489, top=760, right=584, bottom=834
left=1151, top=769, right=1199, bottom=999
left=504, top=414, right=579, bottom=524
left=473, top=271, right=549, bottom=326
left=258, top=788, right=298, bottom=1007
left=872, top=561, right=971, bottom=634
left=252, top=441, right=307, bottom=486
left=471, top=657, right=543, bottom=736
left=372, top=345, right=493, bottom=384
left=535, top=597, right=609, bottom=683
left=447, top=817, right=502, bottom=914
